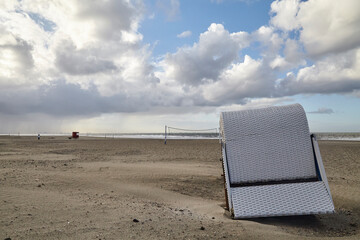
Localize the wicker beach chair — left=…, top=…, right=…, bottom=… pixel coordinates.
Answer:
left=220, top=104, right=334, bottom=219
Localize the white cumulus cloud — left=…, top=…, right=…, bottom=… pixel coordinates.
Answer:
left=177, top=30, right=192, bottom=38
left=270, top=0, right=300, bottom=31
left=160, top=23, right=250, bottom=86
left=0, top=0, right=360, bottom=131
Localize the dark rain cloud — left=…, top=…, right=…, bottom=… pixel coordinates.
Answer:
left=55, top=42, right=118, bottom=75
left=0, top=80, right=150, bottom=117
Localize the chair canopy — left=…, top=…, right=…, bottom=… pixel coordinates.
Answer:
left=220, top=104, right=317, bottom=184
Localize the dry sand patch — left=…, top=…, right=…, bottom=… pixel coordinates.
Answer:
left=0, top=137, right=359, bottom=239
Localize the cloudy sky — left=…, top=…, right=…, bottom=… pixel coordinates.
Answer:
left=1, top=0, right=359, bottom=133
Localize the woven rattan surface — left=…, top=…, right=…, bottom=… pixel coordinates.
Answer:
left=231, top=181, right=334, bottom=219
left=220, top=104, right=317, bottom=184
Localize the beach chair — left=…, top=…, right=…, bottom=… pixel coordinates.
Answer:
left=220, top=104, right=334, bottom=219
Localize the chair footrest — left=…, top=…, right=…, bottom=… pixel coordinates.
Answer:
left=231, top=181, right=334, bottom=219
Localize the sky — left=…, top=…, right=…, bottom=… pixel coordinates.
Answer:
left=0, top=0, right=359, bottom=133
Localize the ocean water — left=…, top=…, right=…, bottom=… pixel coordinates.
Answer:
left=1, top=132, right=360, bottom=141
left=315, top=132, right=360, bottom=141
left=86, top=133, right=220, bottom=140
left=0, top=133, right=219, bottom=140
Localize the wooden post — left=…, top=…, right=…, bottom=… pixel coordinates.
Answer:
left=164, top=125, right=167, bottom=144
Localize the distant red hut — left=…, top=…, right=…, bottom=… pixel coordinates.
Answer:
left=72, top=132, right=79, bottom=139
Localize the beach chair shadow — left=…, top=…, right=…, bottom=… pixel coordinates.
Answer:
left=220, top=104, right=335, bottom=219
left=253, top=208, right=358, bottom=237
left=254, top=214, right=321, bottom=228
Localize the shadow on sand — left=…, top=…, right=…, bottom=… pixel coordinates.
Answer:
left=250, top=209, right=358, bottom=237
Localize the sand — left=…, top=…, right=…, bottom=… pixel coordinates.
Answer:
left=0, top=136, right=359, bottom=239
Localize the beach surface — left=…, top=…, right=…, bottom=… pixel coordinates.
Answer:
left=0, top=136, right=359, bottom=239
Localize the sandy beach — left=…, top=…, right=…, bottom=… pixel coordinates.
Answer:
left=0, top=136, right=359, bottom=239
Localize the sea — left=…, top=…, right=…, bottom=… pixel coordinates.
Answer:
left=1, top=132, right=360, bottom=141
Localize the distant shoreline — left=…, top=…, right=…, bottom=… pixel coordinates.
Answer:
left=1, top=132, right=360, bottom=141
